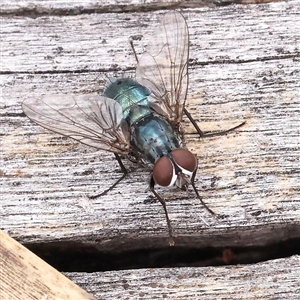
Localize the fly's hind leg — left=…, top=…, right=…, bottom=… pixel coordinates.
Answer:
left=130, top=38, right=140, bottom=64
left=183, top=108, right=245, bottom=138
left=88, top=153, right=128, bottom=199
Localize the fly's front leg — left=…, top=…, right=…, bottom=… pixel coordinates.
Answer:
left=184, top=108, right=245, bottom=138
left=190, top=162, right=216, bottom=217
left=89, top=153, right=128, bottom=199
left=150, top=177, right=175, bottom=246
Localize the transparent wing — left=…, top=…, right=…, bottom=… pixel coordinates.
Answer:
left=22, top=93, right=130, bottom=154
left=136, top=11, right=189, bottom=125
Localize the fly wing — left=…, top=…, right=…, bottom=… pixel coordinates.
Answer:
left=136, top=11, right=189, bottom=125
left=22, top=93, right=130, bottom=155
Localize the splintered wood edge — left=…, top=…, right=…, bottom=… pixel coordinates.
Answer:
left=0, top=230, right=96, bottom=300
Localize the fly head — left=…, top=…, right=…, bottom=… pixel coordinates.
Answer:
left=152, top=149, right=198, bottom=190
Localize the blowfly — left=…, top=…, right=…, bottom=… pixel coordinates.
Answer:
left=22, top=11, right=244, bottom=243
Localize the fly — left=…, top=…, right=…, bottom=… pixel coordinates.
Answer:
left=22, top=11, right=245, bottom=244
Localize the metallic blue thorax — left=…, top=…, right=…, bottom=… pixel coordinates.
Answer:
left=104, top=78, right=181, bottom=164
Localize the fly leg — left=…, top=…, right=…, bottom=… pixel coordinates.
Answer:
left=184, top=108, right=245, bottom=138
left=89, top=153, right=128, bottom=199
left=150, top=177, right=175, bottom=246
left=129, top=39, right=140, bottom=64
left=190, top=160, right=216, bottom=217
left=184, top=110, right=243, bottom=218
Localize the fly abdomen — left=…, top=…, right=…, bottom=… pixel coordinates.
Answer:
left=104, top=78, right=181, bottom=164
left=104, top=78, right=151, bottom=121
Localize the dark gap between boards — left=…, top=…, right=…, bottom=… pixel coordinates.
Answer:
left=24, top=237, right=300, bottom=272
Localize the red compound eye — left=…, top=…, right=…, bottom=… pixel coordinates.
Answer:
left=171, top=149, right=197, bottom=173
left=152, top=156, right=174, bottom=186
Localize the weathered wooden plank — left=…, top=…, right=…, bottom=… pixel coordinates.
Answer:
left=64, top=255, right=300, bottom=299
left=1, top=1, right=299, bottom=251
left=0, top=230, right=96, bottom=300
left=0, top=0, right=281, bottom=15
left=2, top=2, right=299, bottom=73
left=0, top=0, right=216, bottom=15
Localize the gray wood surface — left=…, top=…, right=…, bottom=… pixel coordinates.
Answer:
left=0, top=0, right=218, bottom=14
left=1, top=0, right=299, bottom=249
left=1, top=1, right=299, bottom=298
left=65, top=255, right=300, bottom=299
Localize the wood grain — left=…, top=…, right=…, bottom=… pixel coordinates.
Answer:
left=1, top=1, right=299, bottom=251
left=1, top=0, right=299, bottom=299
left=0, top=230, right=96, bottom=300
left=64, top=255, right=300, bottom=299
left=0, top=0, right=216, bottom=15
